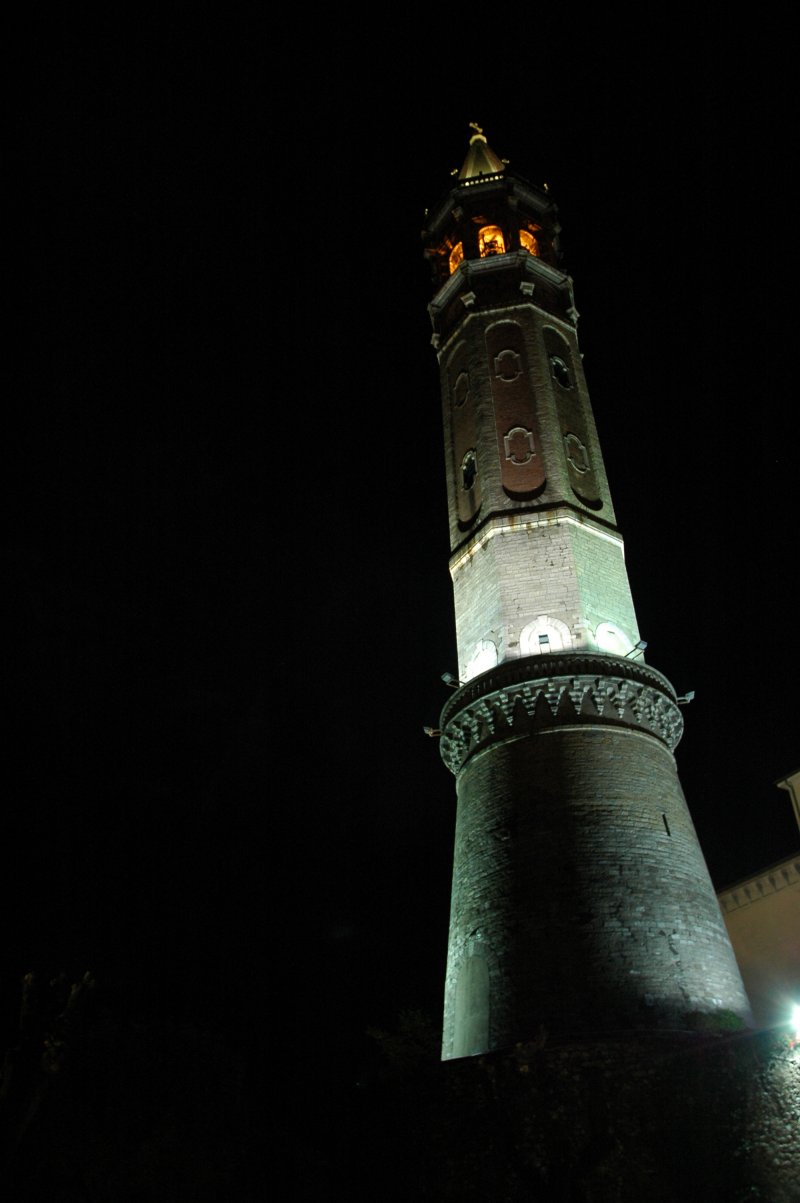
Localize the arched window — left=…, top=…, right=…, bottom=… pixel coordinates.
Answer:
left=594, top=622, right=633, bottom=657
left=478, top=225, right=506, bottom=258
left=520, top=616, right=572, bottom=656
left=449, top=242, right=464, bottom=274
left=550, top=355, right=572, bottom=388
left=519, top=228, right=539, bottom=257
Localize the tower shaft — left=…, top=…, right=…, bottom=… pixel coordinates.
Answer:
left=423, top=132, right=751, bottom=1059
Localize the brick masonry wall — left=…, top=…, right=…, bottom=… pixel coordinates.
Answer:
left=438, top=301, right=618, bottom=555
left=444, top=1031, right=800, bottom=1202
left=359, top=1023, right=799, bottom=1201
left=442, top=723, right=751, bottom=1058
left=451, top=513, right=640, bottom=677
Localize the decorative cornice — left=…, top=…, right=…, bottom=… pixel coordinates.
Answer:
left=439, top=654, right=683, bottom=775
left=431, top=251, right=569, bottom=319
left=449, top=507, right=624, bottom=575
left=717, top=855, right=800, bottom=913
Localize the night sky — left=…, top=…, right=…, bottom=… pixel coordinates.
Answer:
left=12, top=15, right=797, bottom=1109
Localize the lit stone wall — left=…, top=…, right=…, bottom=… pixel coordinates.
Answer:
left=571, top=521, right=640, bottom=645
left=450, top=511, right=641, bottom=681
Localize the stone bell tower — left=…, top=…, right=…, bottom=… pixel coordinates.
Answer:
left=423, top=127, right=751, bottom=1060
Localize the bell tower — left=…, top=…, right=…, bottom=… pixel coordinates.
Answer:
left=424, top=128, right=752, bottom=1060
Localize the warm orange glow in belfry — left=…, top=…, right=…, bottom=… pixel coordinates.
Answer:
left=519, top=228, right=540, bottom=257
left=478, top=225, right=505, bottom=257
left=449, top=242, right=464, bottom=274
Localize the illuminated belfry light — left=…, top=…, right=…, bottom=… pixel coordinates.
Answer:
left=422, top=128, right=753, bottom=1060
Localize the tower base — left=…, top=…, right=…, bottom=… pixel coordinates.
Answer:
left=439, top=655, right=752, bottom=1059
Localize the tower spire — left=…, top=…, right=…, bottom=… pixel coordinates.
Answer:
left=458, top=124, right=506, bottom=180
